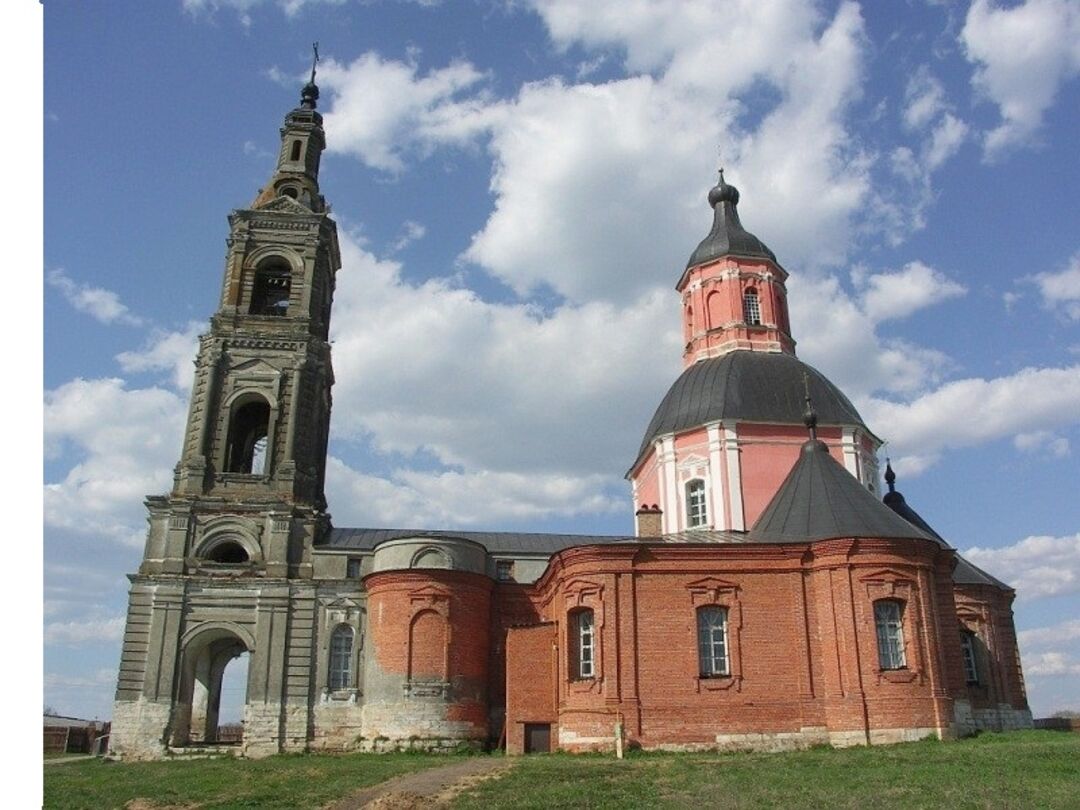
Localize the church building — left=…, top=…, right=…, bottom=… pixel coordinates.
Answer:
left=110, top=75, right=1032, bottom=759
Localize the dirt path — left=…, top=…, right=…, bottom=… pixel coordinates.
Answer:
left=325, top=757, right=513, bottom=810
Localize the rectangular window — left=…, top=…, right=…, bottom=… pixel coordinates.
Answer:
left=346, top=558, right=361, bottom=579
left=697, top=605, right=730, bottom=677
left=496, top=560, right=514, bottom=581
left=743, top=290, right=761, bottom=325
left=961, top=631, right=979, bottom=684
left=874, top=601, right=906, bottom=670
left=571, top=610, right=595, bottom=679
left=686, top=479, right=708, bottom=528
left=328, top=625, right=354, bottom=690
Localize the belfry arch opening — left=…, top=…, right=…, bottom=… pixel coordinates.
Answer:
left=173, top=627, right=251, bottom=747
left=225, top=399, right=270, bottom=475
left=249, top=261, right=291, bottom=317
left=205, top=540, right=249, bottom=564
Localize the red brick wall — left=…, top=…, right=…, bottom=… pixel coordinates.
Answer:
left=505, top=623, right=557, bottom=754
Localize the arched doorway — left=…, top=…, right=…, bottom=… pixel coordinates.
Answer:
left=173, top=625, right=253, bottom=747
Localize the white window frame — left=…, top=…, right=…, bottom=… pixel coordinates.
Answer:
left=874, top=600, right=906, bottom=670
left=328, top=624, right=354, bottom=690
left=697, top=605, right=730, bottom=677
left=571, top=609, right=595, bottom=679
left=685, top=478, right=708, bottom=529
left=743, top=289, right=762, bottom=326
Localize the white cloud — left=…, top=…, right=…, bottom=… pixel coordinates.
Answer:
left=964, top=533, right=1080, bottom=599
left=44, top=378, right=186, bottom=546
left=1025, top=652, right=1080, bottom=676
left=903, top=66, right=947, bottom=130
left=1019, top=617, right=1080, bottom=649
left=961, top=0, right=1080, bottom=159
left=47, top=269, right=143, bottom=327
left=328, top=231, right=679, bottom=479
left=44, top=616, right=125, bottom=646
left=925, top=112, right=969, bottom=170
left=861, top=366, right=1080, bottom=470
left=320, top=53, right=491, bottom=172
left=182, top=0, right=345, bottom=25
left=854, top=261, right=966, bottom=323
left=388, top=220, right=426, bottom=254
left=116, top=321, right=203, bottom=392
left=1014, top=430, right=1070, bottom=457
left=1029, top=253, right=1080, bottom=321
left=325, top=457, right=622, bottom=528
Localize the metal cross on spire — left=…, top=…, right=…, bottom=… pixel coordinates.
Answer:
left=310, top=41, right=320, bottom=85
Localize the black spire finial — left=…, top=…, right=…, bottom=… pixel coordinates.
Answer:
left=884, top=458, right=896, bottom=493
left=300, top=41, right=320, bottom=110
left=802, top=373, right=818, bottom=441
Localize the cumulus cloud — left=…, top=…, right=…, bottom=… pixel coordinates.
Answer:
left=1025, top=652, right=1080, bottom=676
left=1029, top=253, right=1080, bottom=321
left=328, top=231, right=679, bottom=480
left=1019, top=618, right=1080, bottom=649
left=47, top=269, right=143, bottom=327
left=964, top=533, right=1080, bottom=599
left=44, top=616, right=125, bottom=646
left=116, top=321, right=204, bottom=392
left=44, top=378, right=186, bottom=546
left=1014, top=430, right=1070, bottom=457
left=320, top=53, right=491, bottom=172
left=853, top=261, right=966, bottom=323
left=961, top=0, right=1080, bottom=159
left=861, top=366, right=1080, bottom=470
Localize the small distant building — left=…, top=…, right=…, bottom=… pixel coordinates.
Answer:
left=44, top=714, right=109, bottom=754
left=109, top=74, right=1031, bottom=760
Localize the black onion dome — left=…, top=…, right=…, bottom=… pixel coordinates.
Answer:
left=631, top=351, right=870, bottom=473
left=301, top=81, right=320, bottom=109
left=687, top=172, right=776, bottom=269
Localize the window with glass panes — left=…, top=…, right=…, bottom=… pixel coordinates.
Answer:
left=686, top=479, right=707, bottom=528
left=328, top=625, right=354, bottom=690
left=874, top=601, right=905, bottom=670
left=697, top=606, right=730, bottom=677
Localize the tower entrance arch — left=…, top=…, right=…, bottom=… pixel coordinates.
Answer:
left=172, top=624, right=254, bottom=747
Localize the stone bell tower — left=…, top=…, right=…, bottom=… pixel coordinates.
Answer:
left=111, top=57, right=342, bottom=758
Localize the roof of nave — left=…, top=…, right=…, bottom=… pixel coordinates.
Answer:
left=881, top=461, right=1012, bottom=590
left=748, top=438, right=941, bottom=545
left=632, top=350, right=869, bottom=473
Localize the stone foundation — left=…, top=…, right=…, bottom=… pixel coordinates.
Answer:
left=109, top=699, right=173, bottom=760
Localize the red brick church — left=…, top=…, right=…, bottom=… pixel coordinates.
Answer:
left=110, top=79, right=1030, bottom=759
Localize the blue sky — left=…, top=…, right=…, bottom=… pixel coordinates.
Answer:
left=42, top=0, right=1080, bottom=721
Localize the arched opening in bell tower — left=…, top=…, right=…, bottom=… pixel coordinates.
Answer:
left=172, top=626, right=252, bottom=747
left=225, top=398, right=271, bottom=475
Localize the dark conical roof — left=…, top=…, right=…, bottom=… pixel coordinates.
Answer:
left=748, top=439, right=939, bottom=544
left=631, top=351, right=869, bottom=472
left=686, top=171, right=776, bottom=269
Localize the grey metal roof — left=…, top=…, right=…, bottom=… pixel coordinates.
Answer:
left=632, top=350, right=869, bottom=472
left=320, top=528, right=634, bottom=554
left=686, top=177, right=776, bottom=269
left=748, top=439, right=940, bottom=545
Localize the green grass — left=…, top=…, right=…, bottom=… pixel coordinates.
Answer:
left=453, top=731, right=1080, bottom=810
left=44, top=732, right=1080, bottom=810
left=43, top=750, right=451, bottom=809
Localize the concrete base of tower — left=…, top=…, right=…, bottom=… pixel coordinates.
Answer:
left=109, top=699, right=172, bottom=760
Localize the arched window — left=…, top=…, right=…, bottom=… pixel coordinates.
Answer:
left=569, top=609, right=595, bottom=679
left=206, top=541, right=249, bottom=564
left=960, top=630, right=979, bottom=685
left=686, top=479, right=707, bottom=528
left=697, top=605, right=729, bottom=677
left=290, top=139, right=302, bottom=162
left=250, top=263, right=291, bottom=316
left=225, top=399, right=270, bottom=474
left=743, top=288, right=761, bottom=325
left=874, top=600, right=906, bottom=670
left=328, top=625, right=354, bottom=690
left=706, top=290, right=724, bottom=330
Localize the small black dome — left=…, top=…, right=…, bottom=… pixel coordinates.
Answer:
left=630, top=351, right=869, bottom=473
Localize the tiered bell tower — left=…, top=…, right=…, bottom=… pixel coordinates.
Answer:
left=111, top=60, right=343, bottom=759
left=162, top=68, right=340, bottom=578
